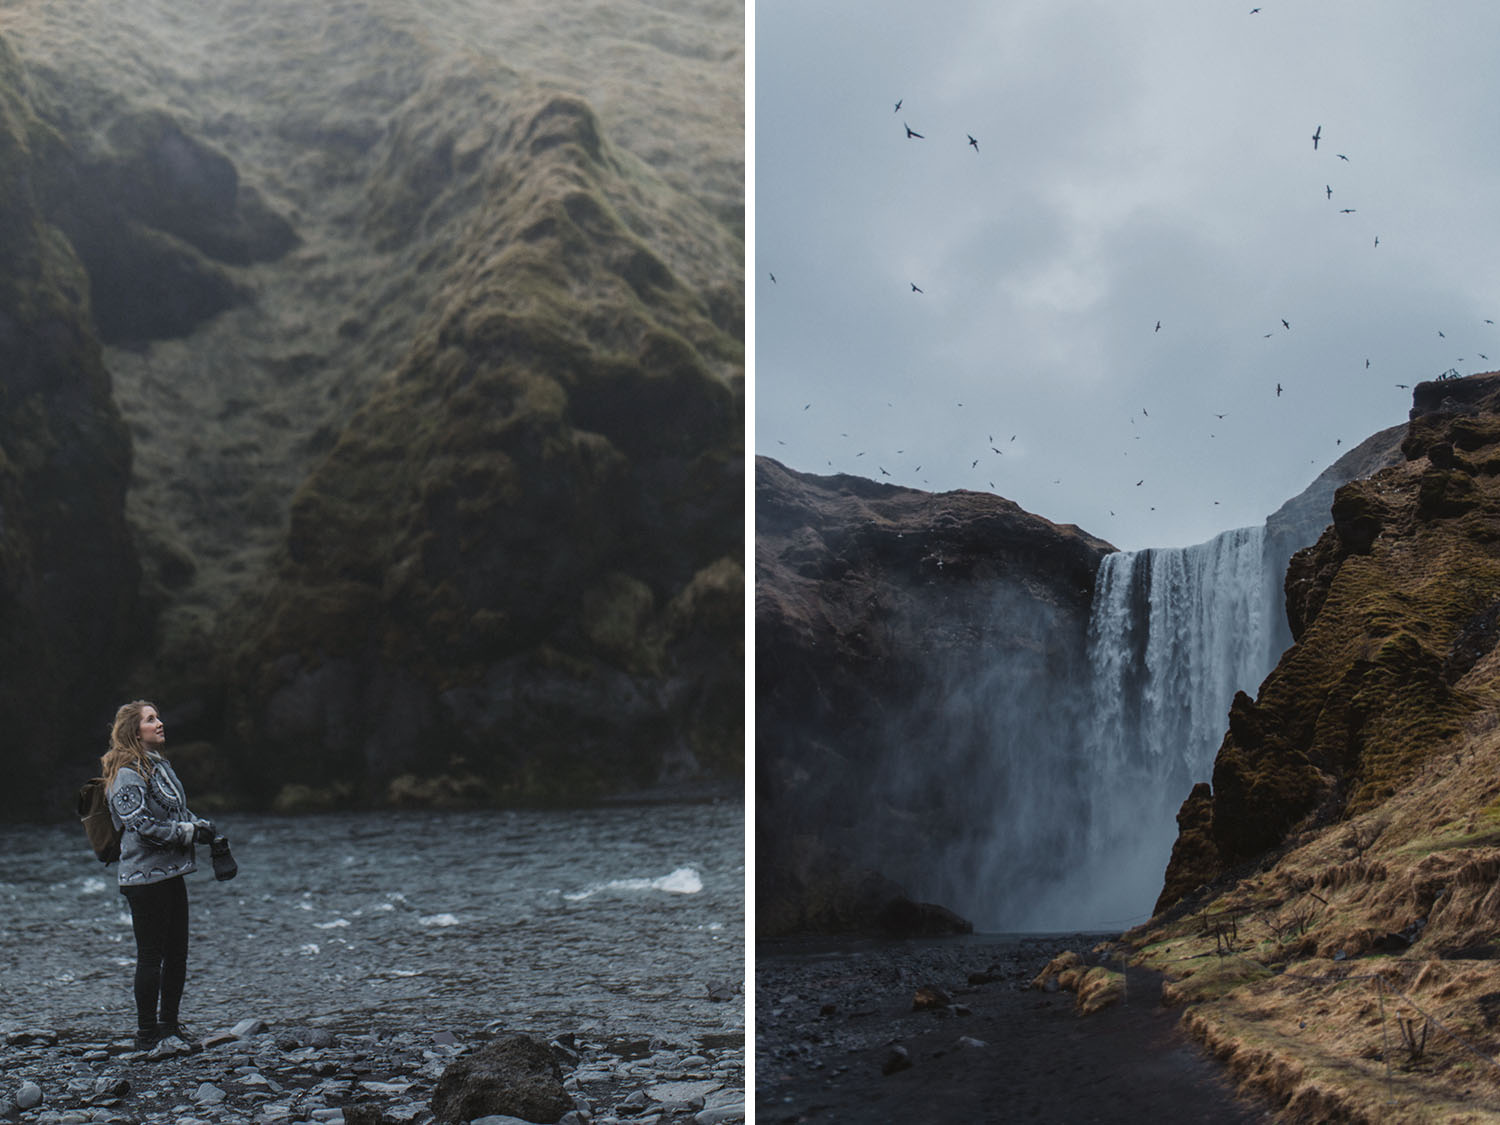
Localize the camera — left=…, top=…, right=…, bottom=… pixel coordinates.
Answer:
left=210, top=835, right=238, bottom=881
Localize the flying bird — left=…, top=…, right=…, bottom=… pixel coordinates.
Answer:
left=1340, top=208, right=1357, bottom=214
left=1337, top=154, right=1350, bottom=162
left=894, top=98, right=902, bottom=113
left=1374, top=236, right=1380, bottom=247
left=879, top=467, right=890, bottom=476
left=911, top=282, right=924, bottom=293
left=1312, top=125, right=1322, bottom=150
left=904, top=123, right=924, bottom=139
left=803, top=403, right=810, bottom=409
left=1215, top=412, right=1227, bottom=419
left=1277, top=383, right=1284, bottom=397
left=1135, top=480, right=1143, bottom=486
left=1282, top=319, right=1291, bottom=330
left=1155, top=320, right=1161, bottom=332
left=968, top=134, right=979, bottom=151
left=1326, top=185, right=1333, bottom=199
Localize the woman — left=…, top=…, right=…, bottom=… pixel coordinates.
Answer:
left=101, top=700, right=214, bottom=1049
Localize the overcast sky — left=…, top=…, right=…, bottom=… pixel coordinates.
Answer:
left=753, top=0, right=1500, bottom=550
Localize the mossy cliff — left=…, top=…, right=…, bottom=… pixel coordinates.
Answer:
left=1131, top=372, right=1500, bottom=1121
left=0, top=37, right=138, bottom=813
left=226, top=85, right=742, bottom=807
left=0, top=3, right=742, bottom=816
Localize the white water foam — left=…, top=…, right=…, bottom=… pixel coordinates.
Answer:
left=562, top=865, right=704, bottom=902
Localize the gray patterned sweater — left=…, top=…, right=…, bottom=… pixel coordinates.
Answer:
left=108, top=754, right=199, bottom=886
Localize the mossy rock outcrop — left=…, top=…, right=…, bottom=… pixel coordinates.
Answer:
left=0, top=3, right=743, bottom=814
left=0, top=35, right=138, bottom=817
left=1161, top=372, right=1500, bottom=908
left=224, top=84, right=742, bottom=806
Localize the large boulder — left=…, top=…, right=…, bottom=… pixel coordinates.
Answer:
left=430, top=1035, right=572, bottom=1125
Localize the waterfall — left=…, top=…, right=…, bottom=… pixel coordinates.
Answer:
left=902, top=524, right=1279, bottom=932
left=1063, top=524, right=1279, bottom=928
left=867, top=524, right=1283, bottom=933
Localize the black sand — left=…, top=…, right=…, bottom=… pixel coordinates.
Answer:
left=757, top=934, right=1274, bottom=1124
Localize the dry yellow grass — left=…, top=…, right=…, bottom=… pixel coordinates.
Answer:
left=1129, top=717, right=1500, bottom=1121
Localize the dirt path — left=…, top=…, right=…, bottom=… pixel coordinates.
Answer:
left=757, top=934, right=1275, bottom=1124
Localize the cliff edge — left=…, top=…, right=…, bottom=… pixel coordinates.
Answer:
left=1138, top=372, right=1500, bottom=1120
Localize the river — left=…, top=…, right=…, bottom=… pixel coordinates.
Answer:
left=0, top=803, right=743, bottom=1049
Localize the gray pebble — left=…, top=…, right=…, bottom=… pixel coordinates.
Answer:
left=15, top=1083, right=42, bottom=1110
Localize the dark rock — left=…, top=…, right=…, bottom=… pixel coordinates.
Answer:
left=343, top=1104, right=398, bottom=1125
left=430, top=1034, right=574, bottom=1124
left=756, top=457, right=1110, bottom=936
left=0, top=37, right=139, bottom=820
left=881, top=1045, right=912, bottom=1076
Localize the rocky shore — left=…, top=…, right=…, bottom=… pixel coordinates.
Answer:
left=757, top=934, right=1269, bottom=1123
left=1, top=1020, right=744, bottom=1125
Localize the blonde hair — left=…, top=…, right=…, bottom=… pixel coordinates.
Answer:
left=99, top=700, right=158, bottom=787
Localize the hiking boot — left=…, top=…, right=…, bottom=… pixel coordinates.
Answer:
left=157, top=1022, right=197, bottom=1048
left=133, top=1026, right=162, bottom=1050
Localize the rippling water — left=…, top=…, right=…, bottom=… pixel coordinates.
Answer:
left=0, top=804, right=743, bottom=1044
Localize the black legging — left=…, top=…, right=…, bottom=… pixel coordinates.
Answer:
left=121, top=876, right=189, bottom=1031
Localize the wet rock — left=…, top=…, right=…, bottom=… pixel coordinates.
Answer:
left=15, top=1083, right=42, bottom=1110
left=231, top=1018, right=271, bottom=1039
left=695, top=1105, right=745, bottom=1125
left=881, top=1045, right=912, bottom=1076
left=431, top=1034, right=573, bottom=1124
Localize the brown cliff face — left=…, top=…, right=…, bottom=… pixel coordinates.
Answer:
left=1128, top=379, right=1500, bottom=1120
left=756, top=456, right=1114, bottom=935
left=0, top=38, right=139, bottom=818
left=1157, top=373, right=1500, bottom=912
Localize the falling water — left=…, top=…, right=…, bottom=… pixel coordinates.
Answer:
left=1064, top=525, right=1279, bottom=928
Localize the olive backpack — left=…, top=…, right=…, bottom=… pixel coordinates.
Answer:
left=77, top=778, right=121, bottom=864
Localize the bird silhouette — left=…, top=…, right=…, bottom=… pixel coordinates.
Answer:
left=1155, top=320, right=1161, bottom=332
left=967, top=134, right=979, bottom=151
left=1337, top=153, right=1350, bottom=162
left=1312, top=125, right=1322, bottom=150
left=1326, top=185, right=1333, bottom=199
left=1215, top=412, right=1227, bottom=419
left=803, top=403, right=810, bottom=409
left=894, top=98, right=902, bottom=113
left=911, top=282, right=923, bottom=293
left=904, top=123, right=924, bottom=139
left=1277, top=383, right=1284, bottom=396
left=1340, top=208, right=1356, bottom=214
left=1135, top=480, right=1143, bottom=486
left=1282, top=319, right=1291, bottom=330
left=880, top=466, right=891, bottom=476
left=1374, top=236, right=1380, bottom=247
left=769, top=272, right=777, bottom=283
